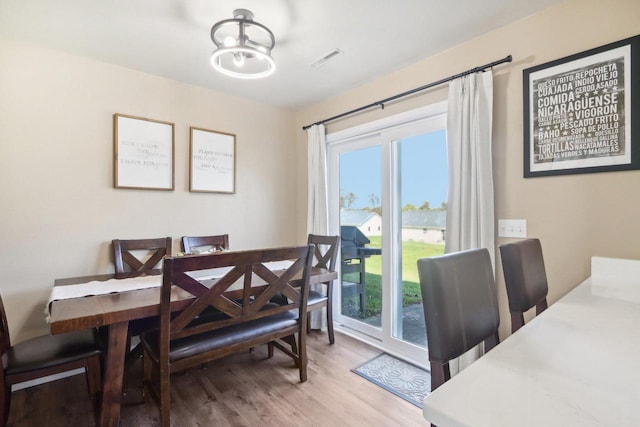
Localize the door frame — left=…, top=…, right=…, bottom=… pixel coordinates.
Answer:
left=326, top=102, right=447, bottom=365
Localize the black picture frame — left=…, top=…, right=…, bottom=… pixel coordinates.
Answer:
left=523, top=35, right=640, bottom=177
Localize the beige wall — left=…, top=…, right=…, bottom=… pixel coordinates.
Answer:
left=296, top=0, right=640, bottom=338
left=0, top=39, right=297, bottom=341
left=1, top=0, right=638, bottom=344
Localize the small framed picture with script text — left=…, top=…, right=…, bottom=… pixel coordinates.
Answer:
left=189, top=127, right=236, bottom=193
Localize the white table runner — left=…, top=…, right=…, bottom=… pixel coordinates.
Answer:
left=47, top=260, right=295, bottom=315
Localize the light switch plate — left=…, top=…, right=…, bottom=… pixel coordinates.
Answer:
left=498, top=219, right=527, bottom=238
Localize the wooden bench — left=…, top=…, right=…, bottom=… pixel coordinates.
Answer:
left=140, top=245, right=314, bottom=427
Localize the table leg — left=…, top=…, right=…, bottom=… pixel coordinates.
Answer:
left=99, top=321, right=129, bottom=427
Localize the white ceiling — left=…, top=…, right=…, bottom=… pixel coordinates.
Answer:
left=0, top=0, right=562, bottom=109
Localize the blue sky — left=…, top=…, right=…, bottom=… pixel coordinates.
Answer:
left=339, top=130, right=448, bottom=209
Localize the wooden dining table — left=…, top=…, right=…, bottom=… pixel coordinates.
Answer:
left=48, top=266, right=337, bottom=427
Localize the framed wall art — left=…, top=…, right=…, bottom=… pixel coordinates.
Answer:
left=189, top=127, right=236, bottom=193
left=113, top=113, right=175, bottom=190
left=523, top=35, right=639, bottom=177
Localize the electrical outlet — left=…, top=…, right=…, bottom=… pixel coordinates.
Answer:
left=498, top=219, right=527, bottom=238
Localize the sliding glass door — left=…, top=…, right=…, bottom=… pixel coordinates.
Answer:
left=327, top=105, right=447, bottom=364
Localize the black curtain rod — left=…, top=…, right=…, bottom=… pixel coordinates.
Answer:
left=302, top=54, right=512, bottom=131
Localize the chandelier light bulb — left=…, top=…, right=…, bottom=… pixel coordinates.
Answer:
left=233, top=53, right=245, bottom=67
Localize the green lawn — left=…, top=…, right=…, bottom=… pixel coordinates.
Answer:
left=342, top=237, right=444, bottom=318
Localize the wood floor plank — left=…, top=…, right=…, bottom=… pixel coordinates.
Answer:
left=7, top=331, right=427, bottom=426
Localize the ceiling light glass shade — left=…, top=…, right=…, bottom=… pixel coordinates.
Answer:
left=210, top=9, right=276, bottom=79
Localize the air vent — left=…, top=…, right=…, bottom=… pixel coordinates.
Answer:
left=310, top=49, right=344, bottom=70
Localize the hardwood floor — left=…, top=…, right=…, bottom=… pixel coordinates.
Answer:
left=7, top=331, right=427, bottom=426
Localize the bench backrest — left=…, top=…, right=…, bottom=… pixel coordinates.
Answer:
left=159, top=245, right=314, bottom=343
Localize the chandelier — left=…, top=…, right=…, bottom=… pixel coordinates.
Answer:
left=209, top=9, right=276, bottom=79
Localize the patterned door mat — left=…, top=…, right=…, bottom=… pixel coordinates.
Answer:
left=352, top=353, right=430, bottom=408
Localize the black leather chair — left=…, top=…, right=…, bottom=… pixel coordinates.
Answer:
left=306, top=234, right=340, bottom=344
left=0, top=294, right=102, bottom=426
left=418, top=248, right=500, bottom=392
left=499, top=238, right=549, bottom=333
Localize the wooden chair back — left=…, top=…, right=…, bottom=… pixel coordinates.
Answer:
left=0, top=295, right=10, bottom=357
left=418, top=248, right=500, bottom=391
left=112, top=237, right=172, bottom=279
left=0, top=294, right=8, bottom=421
left=181, top=234, right=229, bottom=254
left=307, top=234, right=340, bottom=271
left=305, top=234, right=340, bottom=343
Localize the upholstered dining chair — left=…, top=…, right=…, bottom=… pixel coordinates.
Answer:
left=0, top=294, right=102, bottom=426
left=306, top=234, right=340, bottom=344
left=181, top=234, right=229, bottom=254
left=418, top=248, right=500, bottom=392
left=499, top=238, right=549, bottom=333
left=111, top=237, right=172, bottom=375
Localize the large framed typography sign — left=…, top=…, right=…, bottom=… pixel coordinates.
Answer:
left=523, top=35, right=639, bottom=177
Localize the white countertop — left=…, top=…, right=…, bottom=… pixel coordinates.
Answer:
left=422, top=256, right=640, bottom=426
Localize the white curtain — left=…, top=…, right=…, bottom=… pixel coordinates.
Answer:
left=306, top=124, right=329, bottom=329
left=445, top=70, right=495, bottom=375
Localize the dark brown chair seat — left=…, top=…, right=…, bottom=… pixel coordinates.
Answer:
left=307, top=290, right=327, bottom=305
left=3, top=329, right=102, bottom=377
left=0, top=295, right=102, bottom=426
left=499, top=238, right=549, bottom=333
left=142, top=306, right=297, bottom=363
left=418, top=248, right=500, bottom=392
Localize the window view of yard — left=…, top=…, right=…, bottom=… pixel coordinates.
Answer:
left=337, top=128, right=447, bottom=349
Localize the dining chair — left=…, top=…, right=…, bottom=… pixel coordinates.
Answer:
left=140, top=245, right=314, bottom=427
left=111, top=237, right=172, bottom=376
left=418, top=248, right=500, bottom=392
left=499, top=238, right=549, bottom=333
left=182, top=234, right=231, bottom=325
left=181, top=234, right=229, bottom=254
left=306, top=234, right=340, bottom=344
left=112, top=237, right=172, bottom=279
left=0, top=294, right=102, bottom=426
